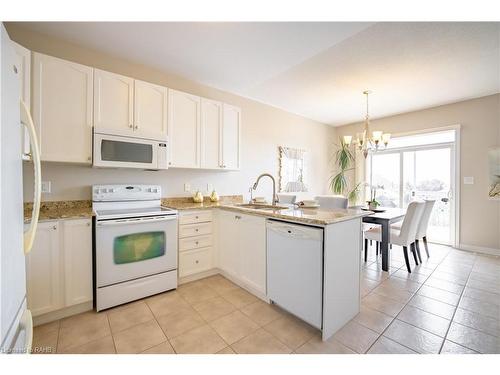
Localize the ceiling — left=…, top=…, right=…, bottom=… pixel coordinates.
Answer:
left=14, top=22, right=500, bottom=126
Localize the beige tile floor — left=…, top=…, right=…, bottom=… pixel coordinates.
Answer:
left=32, top=244, right=500, bottom=354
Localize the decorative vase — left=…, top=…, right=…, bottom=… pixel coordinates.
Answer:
left=209, top=190, right=219, bottom=202
left=193, top=190, right=203, bottom=203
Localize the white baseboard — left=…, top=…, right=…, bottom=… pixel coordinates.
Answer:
left=178, top=268, right=219, bottom=285
left=458, top=243, right=500, bottom=257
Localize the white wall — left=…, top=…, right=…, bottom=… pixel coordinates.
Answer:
left=9, top=25, right=335, bottom=204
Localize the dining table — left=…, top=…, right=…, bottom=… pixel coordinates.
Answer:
left=362, top=207, right=406, bottom=271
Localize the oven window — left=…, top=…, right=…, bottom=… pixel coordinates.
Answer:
left=101, top=139, right=153, bottom=163
left=113, top=231, right=165, bottom=264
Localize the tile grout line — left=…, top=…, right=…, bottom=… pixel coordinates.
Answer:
left=363, top=245, right=453, bottom=353
left=437, top=254, right=477, bottom=354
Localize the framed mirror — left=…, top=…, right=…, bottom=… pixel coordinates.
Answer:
left=278, top=146, right=308, bottom=192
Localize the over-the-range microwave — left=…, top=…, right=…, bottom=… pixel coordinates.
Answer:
left=93, top=133, right=168, bottom=170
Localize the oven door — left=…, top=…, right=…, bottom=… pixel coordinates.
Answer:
left=95, top=215, right=177, bottom=287
left=93, top=133, right=158, bottom=169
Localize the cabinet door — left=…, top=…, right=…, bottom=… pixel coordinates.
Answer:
left=12, top=42, right=31, bottom=159
left=239, top=214, right=267, bottom=295
left=134, top=79, right=168, bottom=141
left=62, top=219, right=93, bottom=306
left=200, top=98, right=222, bottom=169
left=33, top=53, right=93, bottom=163
left=217, top=210, right=241, bottom=278
left=222, top=104, right=241, bottom=170
left=25, top=222, right=62, bottom=316
left=94, top=69, right=134, bottom=137
left=167, top=89, right=201, bottom=168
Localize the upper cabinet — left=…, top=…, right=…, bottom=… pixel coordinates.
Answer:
left=222, top=104, right=241, bottom=170
left=93, top=69, right=134, bottom=137
left=134, top=79, right=168, bottom=140
left=168, top=89, right=201, bottom=168
left=200, top=98, right=222, bottom=169
left=12, top=42, right=31, bottom=160
left=30, top=51, right=240, bottom=169
left=33, top=53, right=93, bottom=164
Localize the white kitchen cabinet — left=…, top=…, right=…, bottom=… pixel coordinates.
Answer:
left=200, top=98, right=222, bottom=169
left=25, top=218, right=93, bottom=317
left=238, top=214, right=266, bottom=294
left=134, top=79, right=168, bottom=140
left=94, top=69, right=134, bottom=137
left=62, top=219, right=93, bottom=307
left=167, top=89, right=201, bottom=168
left=33, top=53, right=93, bottom=163
left=12, top=42, right=31, bottom=159
left=217, top=210, right=266, bottom=296
left=222, top=104, right=241, bottom=170
left=25, top=221, right=62, bottom=316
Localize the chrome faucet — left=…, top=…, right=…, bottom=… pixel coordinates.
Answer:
left=252, top=173, right=278, bottom=205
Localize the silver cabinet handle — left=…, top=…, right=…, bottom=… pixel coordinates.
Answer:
left=129, top=124, right=133, bottom=128
left=52, top=225, right=57, bottom=230
left=235, top=215, right=241, bottom=220
left=134, top=125, right=139, bottom=130
left=195, top=241, right=199, bottom=245
left=195, top=228, right=199, bottom=232
left=195, top=260, right=199, bottom=264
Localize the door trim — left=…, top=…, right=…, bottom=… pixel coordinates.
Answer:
left=366, top=126, right=460, bottom=247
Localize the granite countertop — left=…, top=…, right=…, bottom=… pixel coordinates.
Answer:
left=24, top=195, right=370, bottom=226
left=162, top=195, right=244, bottom=210
left=218, top=204, right=372, bottom=226
left=24, top=200, right=93, bottom=223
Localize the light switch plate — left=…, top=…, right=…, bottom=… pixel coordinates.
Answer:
left=207, top=183, right=213, bottom=192
left=184, top=183, right=191, bottom=192
left=41, top=181, right=51, bottom=193
left=463, top=176, right=474, bottom=185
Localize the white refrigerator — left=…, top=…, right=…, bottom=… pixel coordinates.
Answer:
left=0, top=23, right=41, bottom=354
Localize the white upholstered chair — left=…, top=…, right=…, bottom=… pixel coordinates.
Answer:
left=314, top=195, right=348, bottom=209
left=392, top=199, right=435, bottom=262
left=364, top=201, right=425, bottom=273
left=277, top=193, right=297, bottom=204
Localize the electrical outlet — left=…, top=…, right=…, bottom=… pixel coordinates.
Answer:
left=41, top=181, right=51, bottom=193
left=184, top=183, right=191, bottom=192
left=207, top=183, right=213, bottom=192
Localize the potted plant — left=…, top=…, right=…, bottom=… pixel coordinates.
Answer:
left=367, top=186, right=382, bottom=210
left=330, top=138, right=360, bottom=204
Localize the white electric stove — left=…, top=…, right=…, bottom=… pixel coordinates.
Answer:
left=93, top=184, right=178, bottom=311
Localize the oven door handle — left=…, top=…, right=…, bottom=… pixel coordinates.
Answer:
left=96, top=216, right=177, bottom=226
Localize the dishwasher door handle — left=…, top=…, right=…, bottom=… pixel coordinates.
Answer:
left=266, top=221, right=323, bottom=241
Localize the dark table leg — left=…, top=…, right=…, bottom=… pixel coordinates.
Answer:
left=381, top=221, right=390, bottom=271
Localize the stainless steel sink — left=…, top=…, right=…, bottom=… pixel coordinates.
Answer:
left=235, top=203, right=288, bottom=210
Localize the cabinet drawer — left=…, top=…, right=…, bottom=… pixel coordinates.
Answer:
left=179, top=247, right=213, bottom=277
left=179, top=211, right=212, bottom=225
left=179, top=222, right=212, bottom=238
left=179, top=234, right=212, bottom=252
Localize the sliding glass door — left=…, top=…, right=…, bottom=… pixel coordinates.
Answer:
left=369, top=131, right=456, bottom=245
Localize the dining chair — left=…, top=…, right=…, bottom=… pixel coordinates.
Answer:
left=415, top=199, right=436, bottom=260
left=364, top=201, right=425, bottom=273
left=277, top=193, right=297, bottom=204
left=314, top=195, right=348, bottom=209
left=392, top=199, right=435, bottom=262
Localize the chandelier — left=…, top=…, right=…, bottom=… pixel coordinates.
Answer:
left=343, top=90, right=391, bottom=158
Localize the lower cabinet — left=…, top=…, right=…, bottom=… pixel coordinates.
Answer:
left=178, top=210, right=213, bottom=278
left=26, top=218, right=92, bottom=317
left=216, top=210, right=266, bottom=296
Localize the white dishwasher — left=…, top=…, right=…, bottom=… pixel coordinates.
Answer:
left=266, top=220, right=323, bottom=329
